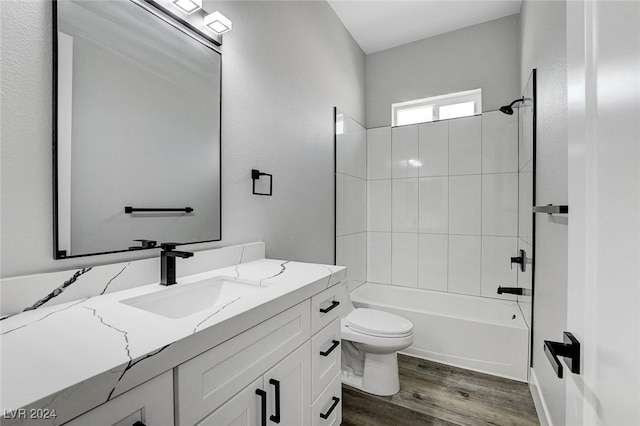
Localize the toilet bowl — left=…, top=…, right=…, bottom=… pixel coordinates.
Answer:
left=340, top=284, right=414, bottom=396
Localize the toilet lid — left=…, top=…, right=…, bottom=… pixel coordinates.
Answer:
left=344, top=308, right=413, bottom=337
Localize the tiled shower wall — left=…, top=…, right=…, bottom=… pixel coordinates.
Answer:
left=335, top=112, right=367, bottom=290
left=366, top=111, right=520, bottom=300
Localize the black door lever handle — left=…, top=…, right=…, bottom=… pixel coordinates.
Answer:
left=544, top=332, right=580, bottom=378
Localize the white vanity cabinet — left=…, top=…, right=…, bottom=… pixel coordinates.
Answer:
left=60, top=277, right=344, bottom=426
left=177, top=283, right=344, bottom=426
left=63, top=371, right=173, bottom=426
left=175, top=300, right=311, bottom=426
left=197, top=341, right=310, bottom=426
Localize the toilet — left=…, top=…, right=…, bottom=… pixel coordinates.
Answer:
left=340, top=282, right=414, bottom=396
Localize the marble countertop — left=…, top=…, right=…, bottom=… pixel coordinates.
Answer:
left=0, top=259, right=345, bottom=425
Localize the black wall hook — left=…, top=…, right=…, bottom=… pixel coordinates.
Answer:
left=251, top=169, right=272, bottom=196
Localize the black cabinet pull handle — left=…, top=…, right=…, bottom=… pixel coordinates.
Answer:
left=319, top=300, right=340, bottom=314
left=544, top=332, right=580, bottom=378
left=320, top=340, right=340, bottom=357
left=256, top=389, right=267, bottom=426
left=133, top=422, right=146, bottom=426
left=269, top=379, right=281, bottom=424
left=319, top=396, right=340, bottom=419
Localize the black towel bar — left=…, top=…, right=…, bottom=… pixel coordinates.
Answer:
left=125, top=206, right=193, bottom=213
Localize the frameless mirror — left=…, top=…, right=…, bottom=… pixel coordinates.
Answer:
left=54, top=0, right=221, bottom=258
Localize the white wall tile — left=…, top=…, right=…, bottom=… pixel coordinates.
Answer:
left=355, top=126, right=367, bottom=180
left=418, top=177, right=448, bottom=234
left=418, top=234, right=448, bottom=291
left=482, top=111, right=518, bottom=173
left=482, top=173, right=518, bottom=236
left=335, top=129, right=346, bottom=176
left=517, top=238, right=533, bottom=328
left=418, top=121, right=448, bottom=177
left=338, top=175, right=366, bottom=235
left=335, top=173, right=344, bottom=236
left=481, top=236, right=518, bottom=300
left=367, top=127, right=392, bottom=180
left=392, top=178, right=418, bottom=232
left=367, top=232, right=391, bottom=284
left=336, top=233, right=367, bottom=283
left=367, top=180, right=391, bottom=232
left=392, top=125, right=419, bottom=178
left=517, top=238, right=533, bottom=292
left=518, top=163, right=533, bottom=245
left=336, top=232, right=367, bottom=281
left=448, top=235, right=481, bottom=295
left=449, top=115, right=481, bottom=175
left=337, top=115, right=366, bottom=179
left=336, top=235, right=345, bottom=266
left=392, top=233, right=418, bottom=287
left=448, top=175, right=481, bottom=235
left=519, top=106, right=534, bottom=171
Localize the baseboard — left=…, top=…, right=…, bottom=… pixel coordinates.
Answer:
left=529, top=367, right=553, bottom=426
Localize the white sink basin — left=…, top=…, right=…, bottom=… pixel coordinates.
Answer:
left=120, top=277, right=262, bottom=319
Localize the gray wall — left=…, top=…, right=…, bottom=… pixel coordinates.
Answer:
left=520, top=1, right=568, bottom=425
left=0, top=0, right=365, bottom=277
left=365, top=14, right=520, bottom=128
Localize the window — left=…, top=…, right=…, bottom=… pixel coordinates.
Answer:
left=392, top=89, right=482, bottom=127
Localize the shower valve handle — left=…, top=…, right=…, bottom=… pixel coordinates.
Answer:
left=510, top=249, right=530, bottom=272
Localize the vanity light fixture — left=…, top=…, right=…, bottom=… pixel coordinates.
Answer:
left=204, top=11, right=232, bottom=34
left=408, top=159, right=423, bottom=168
left=172, top=0, right=202, bottom=14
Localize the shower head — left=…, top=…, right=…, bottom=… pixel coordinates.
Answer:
left=499, top=97, right=525, bottom=115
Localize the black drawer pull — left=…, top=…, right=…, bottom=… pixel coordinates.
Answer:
left=320, top=340, right=340, bottom=357
left=319, top=396, right=340, bottom=419
left=133, top=422, right=146, bottom=426
left=319, top=300, right=340, bottom=314
left=269, top=379, right=281, bottom=423
left=255, top=389, right=267, bottom=426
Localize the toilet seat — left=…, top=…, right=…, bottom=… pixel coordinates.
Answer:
left=344, top=308, right=413, bottom=338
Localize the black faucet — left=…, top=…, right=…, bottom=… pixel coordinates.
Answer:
left=160, top=243, right=194, bottom=286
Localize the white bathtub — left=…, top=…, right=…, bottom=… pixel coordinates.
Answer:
left=350, top=282, right=529, bottom=382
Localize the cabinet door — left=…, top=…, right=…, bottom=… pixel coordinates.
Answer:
left=176, top=300, right=310, bottom=425
left=263, top=341, right=311, bottom=426
left=63, top=371, right=173, bottom=426
left=197, top=378, right=263, bottom=426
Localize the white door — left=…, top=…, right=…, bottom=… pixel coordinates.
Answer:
left=566, top=1, right=640, bottom=425
left=263, top=341, right=311, bottom=426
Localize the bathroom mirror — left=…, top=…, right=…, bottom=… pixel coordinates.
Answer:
left=517, top=69, right=536, bottom=356
left=53, top=0, right=221, bottom=258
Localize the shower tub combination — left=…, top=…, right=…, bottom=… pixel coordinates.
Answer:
left=350, top=282, right=529, bottom=382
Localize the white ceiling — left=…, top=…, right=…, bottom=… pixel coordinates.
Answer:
left=327, top=0, right=522, bottom=54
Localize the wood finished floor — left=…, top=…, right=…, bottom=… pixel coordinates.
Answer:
left=342, top=355, right=539, bottom=426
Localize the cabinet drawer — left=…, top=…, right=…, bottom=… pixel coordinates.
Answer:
left=64, top=371, right=173, bottom=426
left=311, top=318, right=341, bottom=402
left=176, top=300, right=310, bottom=426
left=311, top=372, right=342, bottom=426
left=310, top=285, right=342, bottom=335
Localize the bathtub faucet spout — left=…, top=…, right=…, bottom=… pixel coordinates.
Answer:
left=497, top=286, right=524, bottom=295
